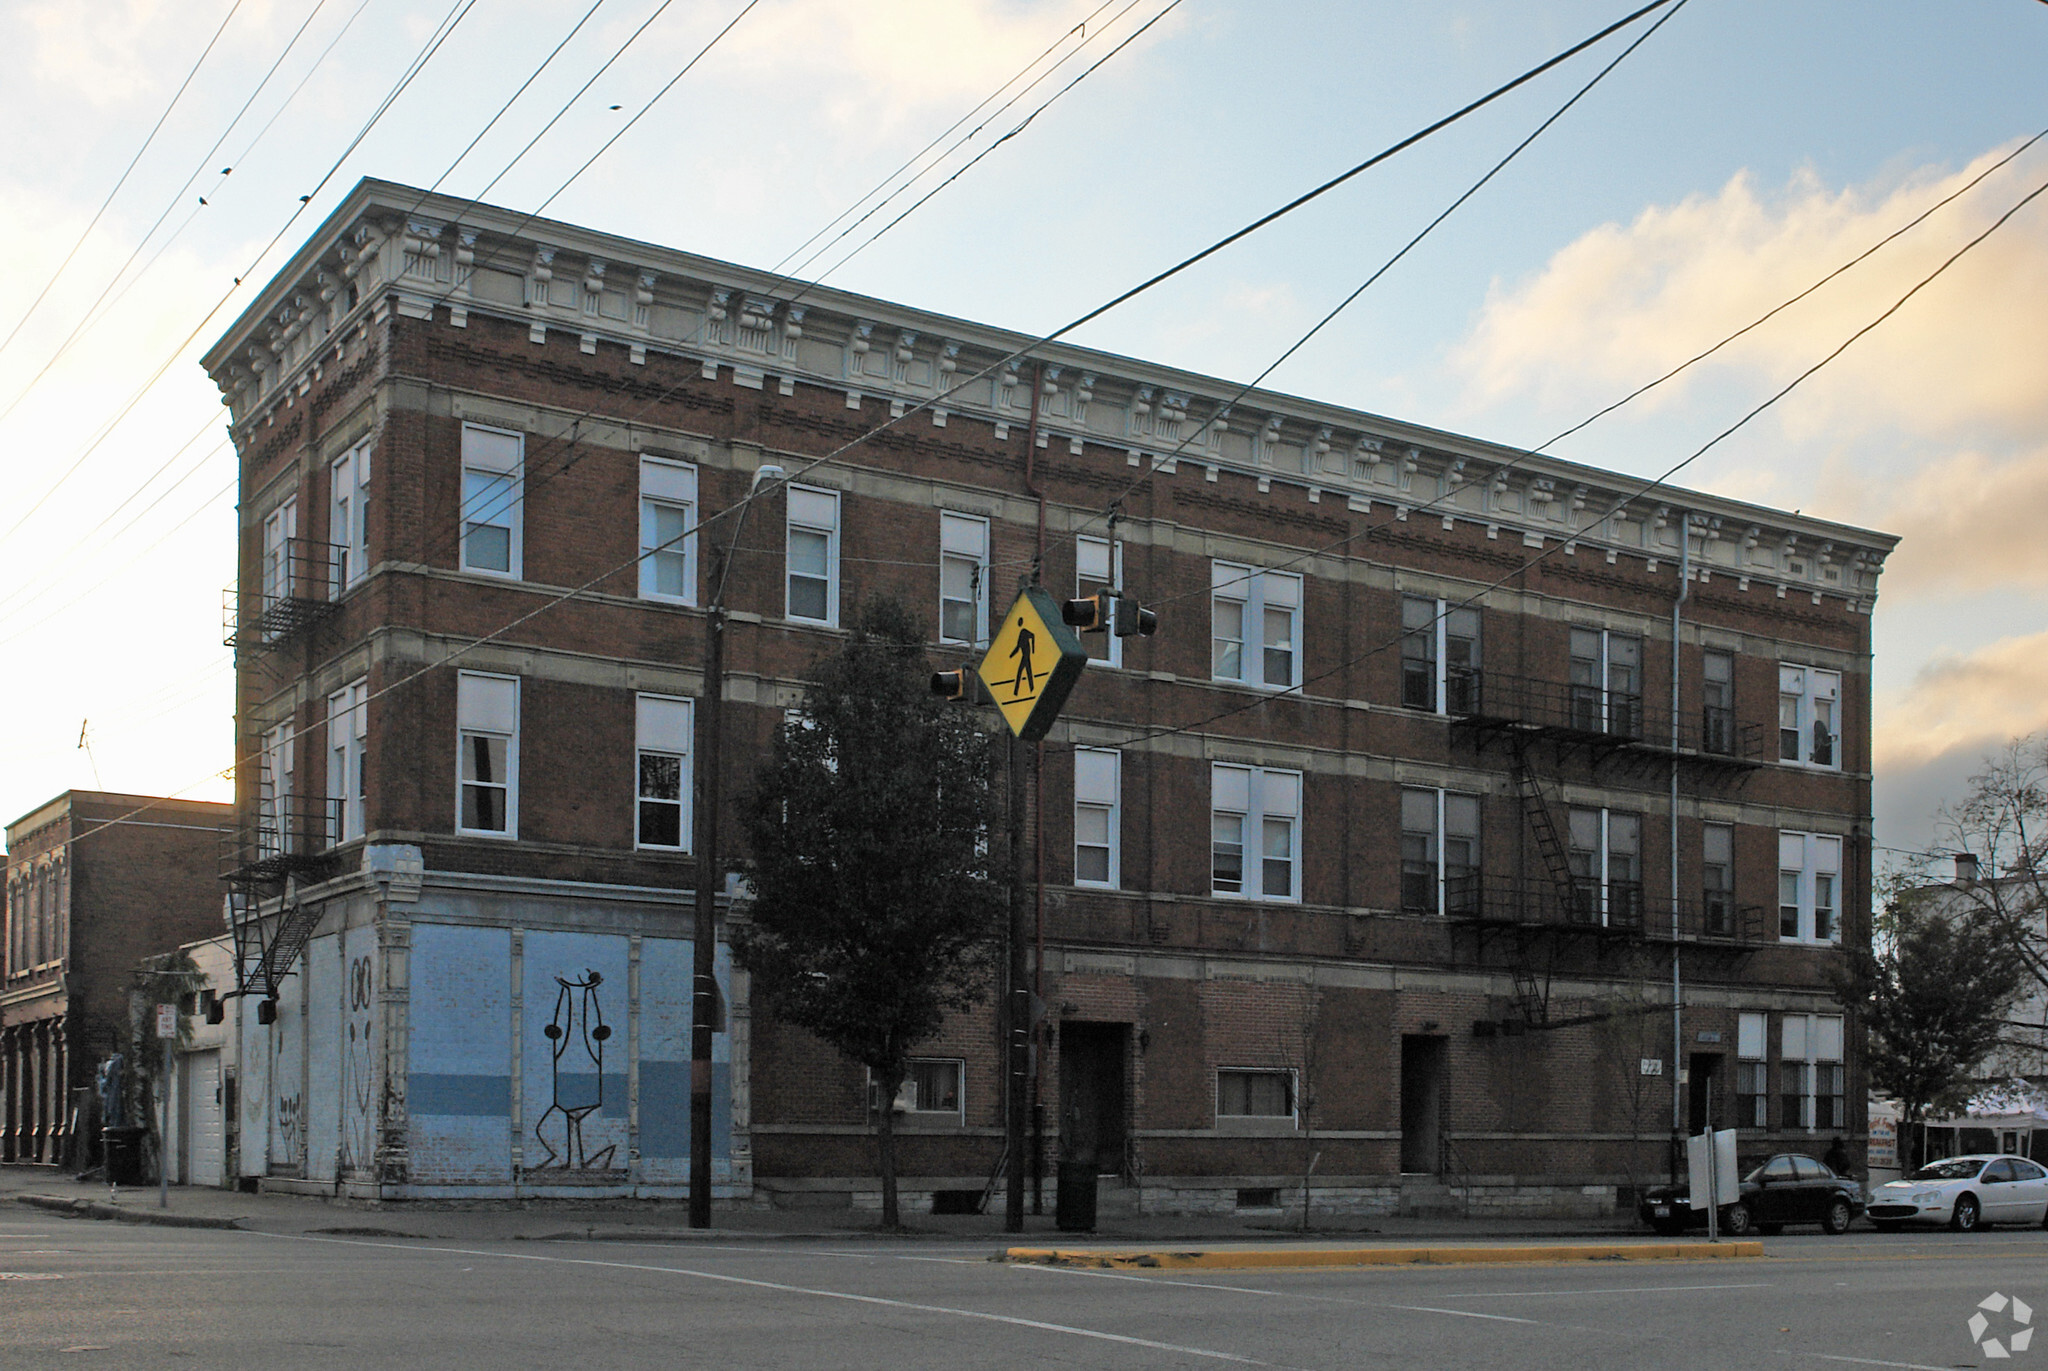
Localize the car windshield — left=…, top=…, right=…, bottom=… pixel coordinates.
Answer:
left=1907, top=1158, right=1984, bottom=1182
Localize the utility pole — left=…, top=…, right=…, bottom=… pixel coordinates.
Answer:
left=690, top=462, right=783, bottom=1230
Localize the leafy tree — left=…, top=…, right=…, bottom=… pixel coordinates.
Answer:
left=1837, top=878, right=2025, bottom=1167
left=735, top=596, right=1004, bottom=1228
left=1939, top=736, right=2048, bottom=1050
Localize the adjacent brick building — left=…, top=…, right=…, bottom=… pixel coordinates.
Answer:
left=2, top=791, right=230, bottom=1165
left=200, top=178, right=1894, bottom=1213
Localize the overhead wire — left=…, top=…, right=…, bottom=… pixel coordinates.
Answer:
left=0, top=0, right=247, bottom=365
left=0, top=0, right=342, bottom=429
left=53, top=0, right=1692, bottom=848
left=768, top=0, right=1124, bottom=274
left=1084, top=166, right=2048, bottom=754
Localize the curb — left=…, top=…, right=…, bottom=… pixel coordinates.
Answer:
left=997, top=1241, right=1766, bottom=1270
left=12, top=1194, right=243, bottom=1231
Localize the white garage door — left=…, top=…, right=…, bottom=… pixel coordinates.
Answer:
left=182, top=1050, right=225, bottom=1187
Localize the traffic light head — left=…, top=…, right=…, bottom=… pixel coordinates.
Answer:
left=931, top=669, right=972, bottom=701
left=1112, top=596, right=1158, bottom=638
left=1060, top=592, right=1108, bottom=631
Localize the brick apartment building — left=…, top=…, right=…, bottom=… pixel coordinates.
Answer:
left=2, top=790, right=230, bottom=1165
left=200, top=178, right=1893, bottom=1213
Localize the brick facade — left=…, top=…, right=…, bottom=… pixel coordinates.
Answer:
left=200, top=180, right=1893, bottom=1212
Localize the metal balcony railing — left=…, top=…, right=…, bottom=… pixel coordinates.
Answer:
left=1445, top=672, right=1767, bottom=762
left=1427, top=873, right=1770, bottom=944
left=223, top=536, right=346, bottom=650
left=219, top=793, right=343, bottom=885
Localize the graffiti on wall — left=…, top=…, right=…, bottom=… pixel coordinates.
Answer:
left=338, top=955, right=376, bottom=1173
left=533, top=970, right=616, bottom=1170
left=277, top=1093, right=304, bottom=1167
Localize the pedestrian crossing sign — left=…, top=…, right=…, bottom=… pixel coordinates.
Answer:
left=976, top=587, right=1088, bottom=741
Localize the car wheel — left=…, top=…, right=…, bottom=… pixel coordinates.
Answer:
left=1822, top=1197, right=1854, bottom=1235
left=1950, top=1195, right=1981, bottom=1232
left=1721, top=1203, right=1755, bottom=1237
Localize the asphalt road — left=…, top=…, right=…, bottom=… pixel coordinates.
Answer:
left=6, top=1215, right=2046, bottom=1369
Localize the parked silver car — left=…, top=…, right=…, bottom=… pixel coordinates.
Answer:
left=1866, top=1154, right=2048, bottom=1231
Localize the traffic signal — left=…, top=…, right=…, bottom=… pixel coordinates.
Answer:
left=931, top=669, right=988, bottom=703
left=1062, top=591, right=1157, bottom=638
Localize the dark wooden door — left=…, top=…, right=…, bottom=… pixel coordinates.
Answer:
left=1059, top=1023, right=1128, bottom=1174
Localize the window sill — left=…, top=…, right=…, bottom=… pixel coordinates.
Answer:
left=454, top=828, right=519, bottom=841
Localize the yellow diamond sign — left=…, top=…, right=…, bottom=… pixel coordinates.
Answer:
left=977, top=587, right=1089, bottom=741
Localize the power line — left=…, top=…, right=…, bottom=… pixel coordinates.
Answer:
left=768, top=0, right=1124, bottom=275
left=0, top=0, right=247, bottom=365
left=1089, top=167, right=2048, bottom=754
left=0, top=0, right=484, bottom=548
left=0, top=0, right=344, bottom=429
left=53, top=0, right=1689, bottom=851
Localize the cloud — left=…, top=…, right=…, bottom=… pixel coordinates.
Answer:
left=1859, top=443, right=2048, bottom=594
left=1876, top=630, right=2048, bottom=774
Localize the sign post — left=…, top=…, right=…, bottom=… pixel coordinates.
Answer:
left=155, top=1003, right=176, bottom=1208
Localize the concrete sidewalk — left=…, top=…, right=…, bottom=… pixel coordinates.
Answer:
left=1, top=1164, right=1649, bottom=1247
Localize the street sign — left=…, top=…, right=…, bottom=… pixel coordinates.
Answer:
left=155, top=1004, right=177, bottom=1039
left=976, top=587, right=1088, bottom=741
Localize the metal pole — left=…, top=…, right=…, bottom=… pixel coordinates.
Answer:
left=159, top=1034, right=171, bottom=1209
left=1005, top=731, right=1028, bottom=1233
left=687, top=464, right=780, bottom=1231
left=1670, top=510, right=1691, bottom=1181
left=690, top=591, right=724, bottom=1230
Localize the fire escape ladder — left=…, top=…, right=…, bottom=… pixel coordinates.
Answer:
left=224, top=880, right=271, bottom=998
left=1509, top=745, right=1575, bottom=1025
left=255, top=881, right=323, bottom=995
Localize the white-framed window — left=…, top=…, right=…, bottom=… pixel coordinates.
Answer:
left=1781, top=1013, right=1846, bottom=1131
left=456, top=671, right=518, bottom=838
left=939, top=512, right=989, bottom=645
left=1567, top=808, right=1642, bottom=927
left=1735, top=1011, right=1768, bottom=1129
left=329, top=440, right=370, bottom=595
left=1073, top=748, right=1120, bottom=888
left=260, top=497, right=297, bottom=608
left=1076, top=535, right=1123, bottom=667
left=1400, top=788, right=1481, bottom=916
left=259, top=721, right=294, bottom=859
left=1778, top=665, right=1841, bottom=769
left=460, top=423, right=523, bottom=578
left=1216, top=1068, right=1296, bottom=1121
left=1778, top=831, right=1842, bottom=943
left=638, top=456, right=698, bottom=605
left=1212, top=563, right=1301, bottom=689
left=1400, top=596, right=1481, bottom=713
left=1569, top=627, right=1642, bottom=737
left=1211, top=764, right=1300, bottom=902
left=875, top=1059, right=964, bottom=1120
left=785, top=485, right=839, bottom=625
left=327, top=678, right=367, bottom=844
left=635, top=693, right=692, bottom=851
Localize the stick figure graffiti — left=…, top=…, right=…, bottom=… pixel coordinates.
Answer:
left=1007, top=617, right=1038, bottom=697
left=534, top=969, right=617, bottom=1169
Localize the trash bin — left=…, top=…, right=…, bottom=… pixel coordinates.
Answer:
left=102, top=1126, right=146, bottom=1186
left=1056, top=1161, right=1098, bottom=1232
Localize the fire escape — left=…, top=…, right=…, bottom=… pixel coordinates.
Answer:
left=1443, top=669, right=1767, bottom=1033
left=220, top=536, right=345, bottom=1017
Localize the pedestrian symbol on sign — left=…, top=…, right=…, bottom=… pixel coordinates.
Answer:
left=1007, top=619, right=1038, bottom=696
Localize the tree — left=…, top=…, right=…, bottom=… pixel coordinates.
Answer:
left=735, top=596, right=1004, bottom=1228
left=1938, top=736, right=2048, bottom=1070
left=1837, top=877, right=2025, bottom=1167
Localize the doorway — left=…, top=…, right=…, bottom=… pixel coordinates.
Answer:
left=1400, top=1035, right=1448, bottom=1174
left=1687, top=1053, right=1722, bottom=1136
left=1058, top=1022, right=1128, bottom=1175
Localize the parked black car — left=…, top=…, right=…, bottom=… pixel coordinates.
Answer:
left=1638, top=1153, right=1865, bottom=1236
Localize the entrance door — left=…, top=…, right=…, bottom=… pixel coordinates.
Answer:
left=1059, top=1023, right=1128, bottom=1175
left=181, top=1050, right=225, bottom=1187
left=1400, top=1035, right=1448, bottom=1174
left=1687, top=1053, right=1722, bottom=1136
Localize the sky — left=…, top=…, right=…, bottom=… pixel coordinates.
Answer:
left=1, top=0, right=2044, bottom=866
